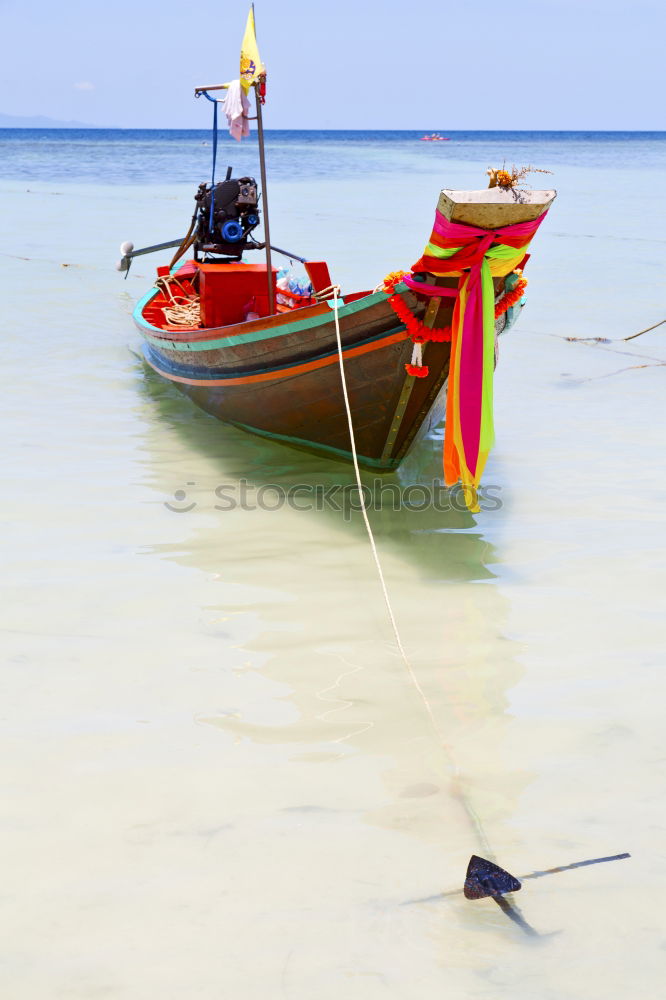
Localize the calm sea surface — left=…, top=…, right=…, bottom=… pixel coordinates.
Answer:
left=2, top=130, right=665, bottom=998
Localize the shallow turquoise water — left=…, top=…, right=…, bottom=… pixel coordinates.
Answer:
left=1, top=132, right=665, bottom=997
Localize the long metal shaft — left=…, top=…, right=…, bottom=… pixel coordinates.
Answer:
left=124, top=238, right=184, bottom=260
left=254, top=83, right=275, bottom=314
left=268, top=244, right=307, bottom=264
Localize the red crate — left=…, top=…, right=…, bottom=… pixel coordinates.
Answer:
left=197, top=262, right=277, bottom=328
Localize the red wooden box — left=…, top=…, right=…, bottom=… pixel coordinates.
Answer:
left=197, top=261, right=277, bottom=328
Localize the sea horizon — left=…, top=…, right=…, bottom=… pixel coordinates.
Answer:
left=2, top=125, right=665, bottom=132
left=2, top=127, right=664, bottom=185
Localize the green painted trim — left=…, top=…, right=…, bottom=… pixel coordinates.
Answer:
left=133, top=282, right=161, bottom=322
left=134, top=286, right=390, bottom=353
left=145, top=322, right=407, bottom=382
left=218, top=418, right=400, bottom=469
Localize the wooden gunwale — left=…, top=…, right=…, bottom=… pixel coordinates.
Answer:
left=134, top=281, right=389, bottom=349
left=134, top=278, right=426, bottom=386
left=142, top=325, right=410, bottom=387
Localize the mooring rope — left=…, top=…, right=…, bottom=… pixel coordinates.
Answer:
left=330, top=287, right=492, bottom=856
left=154, top=274, right=201, bottom=328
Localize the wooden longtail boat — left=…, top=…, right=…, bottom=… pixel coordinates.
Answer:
left=131, top=187, right=555, bottom=472
left=121, top=9, right=556, bottom=494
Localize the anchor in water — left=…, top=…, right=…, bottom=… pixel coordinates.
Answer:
left=464, top=854, right=522, bottom=899
left=406, top=851, right=631, bottom=938
left=464, top=855, right=537, bottom=937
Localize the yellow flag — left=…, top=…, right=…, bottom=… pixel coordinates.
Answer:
left=240, top=7, right=264, bottom=93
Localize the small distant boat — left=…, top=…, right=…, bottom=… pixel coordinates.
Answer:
left=420, top=133, right=450, bottom=141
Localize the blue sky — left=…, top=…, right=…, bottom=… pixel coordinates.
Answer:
left=2, top=0, right=664, bottom=129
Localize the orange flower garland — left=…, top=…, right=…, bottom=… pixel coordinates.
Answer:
left=381, top=269, right=528, bottom=379
left=385, top=291, right=453, bottom=344
left=382, top=272, right=452, bottom=378
left=494, top=273, right=528, bottom=317
left=381, top=271, right=409, bottom=293
left=405, top=362, right=428, bottom=377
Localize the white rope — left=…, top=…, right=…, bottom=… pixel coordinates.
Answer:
left=330, top=287, right=493, bottom=856
left=330, top=288, right=409, bottom=661
left=410, top=341, right=423, bottom=369
left=155, top=274, right=201, bottom=328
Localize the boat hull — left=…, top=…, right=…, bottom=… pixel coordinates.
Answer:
left=135, top=281, right=452, bottom=469
left=130, top=186, right=556, bottom=475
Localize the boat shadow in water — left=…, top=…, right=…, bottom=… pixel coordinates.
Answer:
left=135, top=360, right=501, bottom=584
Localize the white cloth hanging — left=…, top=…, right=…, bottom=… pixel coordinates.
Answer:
left=222, top=79, right=250, bottom=141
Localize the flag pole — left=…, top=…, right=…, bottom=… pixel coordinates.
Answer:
left=253, top=76, right=275, bottom=315
left=249, top=4, right=274, bottom=315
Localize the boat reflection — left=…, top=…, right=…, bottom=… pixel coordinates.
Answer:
left=136, top=362, right=497, bottom=582
left=134, top=361, right=532, bottom=865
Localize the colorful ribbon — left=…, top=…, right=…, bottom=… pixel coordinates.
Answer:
left=408, top=209, right=548, bottom=511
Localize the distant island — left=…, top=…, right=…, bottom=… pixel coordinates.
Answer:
left=0, top=112, right=97, bottom=128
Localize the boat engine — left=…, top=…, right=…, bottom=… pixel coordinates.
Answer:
left=194, top=170, right=260, bottom=258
